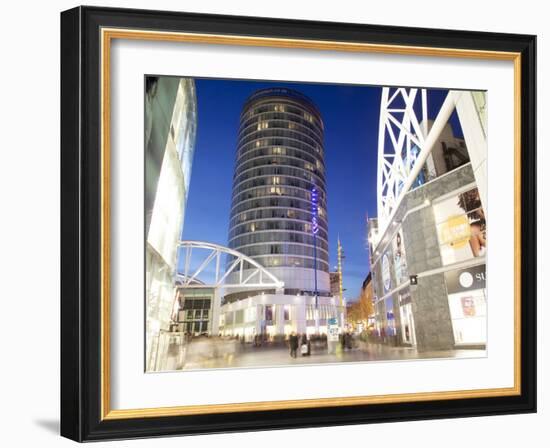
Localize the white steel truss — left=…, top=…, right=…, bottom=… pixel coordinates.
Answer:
left=376, top=88, right=463, bottom=240
left=176, top=240, right=284, bottom=289
left=377, top=87, right=429, bottom=234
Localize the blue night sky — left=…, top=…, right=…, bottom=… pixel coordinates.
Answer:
left=180, top=78, right=459, bottom=300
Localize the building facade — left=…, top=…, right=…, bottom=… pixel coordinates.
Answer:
left=219, top=294, right=340, bottom=340
left=369, top=119, right=487, bottom=351
left=174, top=285, right=215, bottom=336
left=220, top=88, right=339, bottom=338
left=145, top=77, right=197, bottom=370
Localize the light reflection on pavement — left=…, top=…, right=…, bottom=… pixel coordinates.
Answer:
left=164, top=338, right=486, bottom=372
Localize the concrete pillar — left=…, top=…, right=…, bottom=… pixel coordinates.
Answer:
left=402, top=199, right=455, bottom=351
left=254, top=305, right=262, bottom=335
left=411, top=274, right=455, bottom=351
left=210, top=289, right=221, bottom=336
left=454, top=91, right=488, bottom=210
left=295, top=302, right=307, bottom=334
left=276, top=304, right=285, bottom=336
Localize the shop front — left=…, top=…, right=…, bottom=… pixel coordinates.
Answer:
left=444, top=264, right=487, bottom=347
left=398, top=288, right=416, bottom=346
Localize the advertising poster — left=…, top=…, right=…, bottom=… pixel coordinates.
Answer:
left=433, top=187, right=487, bottom=265
left=392, top=229, right=408, bottom=286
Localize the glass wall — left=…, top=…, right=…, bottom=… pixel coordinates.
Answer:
left=397, top=288, right=416, bottom=346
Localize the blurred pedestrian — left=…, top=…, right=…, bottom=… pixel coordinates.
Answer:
left=300, top=334, right=310, bottom=356
left=289, top=331, right=299, bottom=358
left=346, top=330, right=353, bottom=350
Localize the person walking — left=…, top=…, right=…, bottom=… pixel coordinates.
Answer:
left=300, top=334, right=310, bottom=356
left=343, top=331, right=350, bottom=351
left=346, top=330, right=353, bottom=350
left=289, top=331, right=299, bottom=358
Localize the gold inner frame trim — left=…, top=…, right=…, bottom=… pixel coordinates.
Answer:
left=100, top=27, right=522, bottom=420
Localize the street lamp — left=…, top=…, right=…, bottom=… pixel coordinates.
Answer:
left=311, top=186, right=320, bottom=334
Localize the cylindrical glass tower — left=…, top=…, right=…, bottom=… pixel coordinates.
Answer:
left=225, top=88, right=329, bottom=300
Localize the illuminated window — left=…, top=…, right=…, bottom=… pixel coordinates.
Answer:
left=235, top=310, right=244, bottom=324
left=257, top=121, right=269, bottom=130
left=274, top=104, right=285, bottom=112
left=284, top=305, right=291, bottom=321
left=272, top=176, right=280, bottom=185
left=245, top=307, right=257, bottom=322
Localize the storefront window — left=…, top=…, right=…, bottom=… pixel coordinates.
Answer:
left=433, top=187, right=487, bottom=265
left=225, top=312, right=234, bottom=326
left=265, top=305, right=273, bottom=322
left=444, top=264, right=487, bottom=346
left=235, top=309, right=244, bottom=324
left=384, top=297, right=396, bottom=337
left=284, top=305, right=291, bottom=321
left=397, top=289, right=416, bottom=345
left=244, top=307, right=257, bottom=322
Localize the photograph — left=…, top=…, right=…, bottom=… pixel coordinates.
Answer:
left=57, top=5, right=537, bottom=441
left=144, top=76, right=488, bottom=372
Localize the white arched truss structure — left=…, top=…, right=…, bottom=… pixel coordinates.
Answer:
left=176, top=240, right=284, bottom=290
left=376, top=87, right=485, bottom=240
left=377, top=87, right=429, bottom=234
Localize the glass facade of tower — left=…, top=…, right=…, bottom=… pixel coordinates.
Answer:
left=145, top=78, right=197, bottom=371
left=226, top=88, right=329, bottom=295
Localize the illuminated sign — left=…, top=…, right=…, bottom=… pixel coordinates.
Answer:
left=311, top=187, right=319, bottom=235
left=444, top=264, right=486, bottom=294
left=440, top=215, right=471, bottom=247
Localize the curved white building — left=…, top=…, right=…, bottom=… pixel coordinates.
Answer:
left=220, top=88, right=339, bottom=339
left=225, top=88, right=330, bottom=299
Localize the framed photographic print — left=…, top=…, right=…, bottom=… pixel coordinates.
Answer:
left=60, top=6, right=537, bottom=442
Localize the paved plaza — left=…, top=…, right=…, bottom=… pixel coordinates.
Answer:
left=163, top=338, right=486, bottom=371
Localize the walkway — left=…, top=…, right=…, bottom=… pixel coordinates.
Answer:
left=171, top=339, right=485, bottom=371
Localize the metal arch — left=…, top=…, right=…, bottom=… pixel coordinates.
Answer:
left=176, top=240, right=284, bottom=289
left=376, top=88, right=462, bottom=240
left=174, top=276, right=205, bottom=286
left=377, top=87, right=429, bottom=234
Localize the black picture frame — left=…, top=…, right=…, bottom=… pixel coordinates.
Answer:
left=61, top=5, right=536, bottom=442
